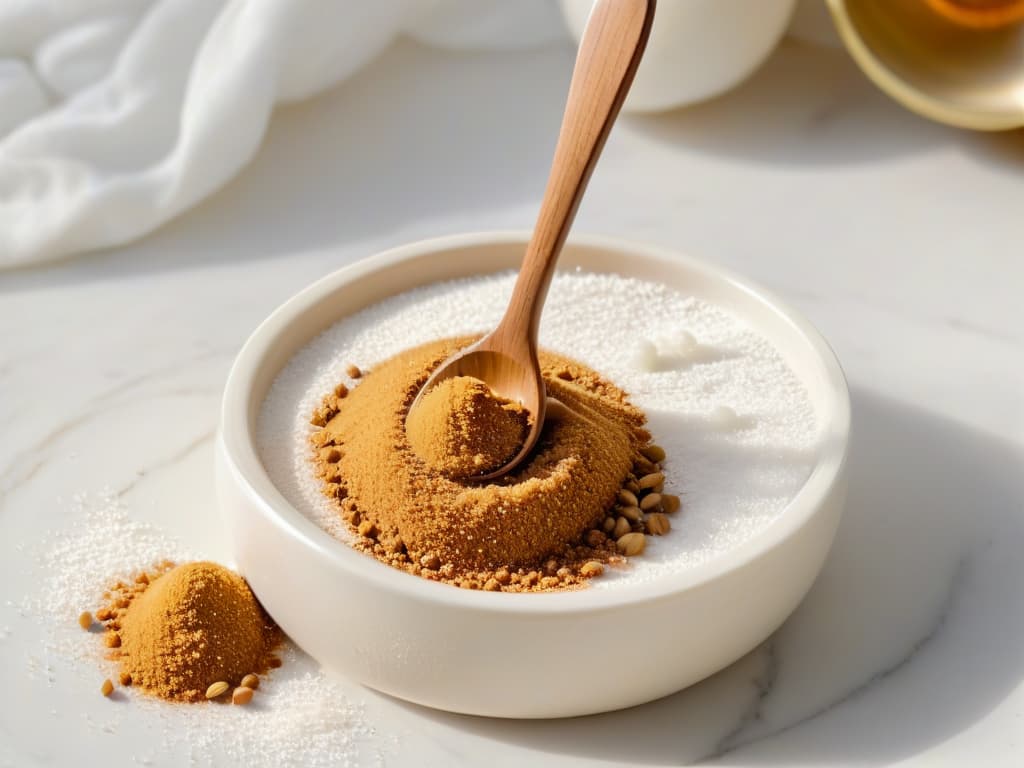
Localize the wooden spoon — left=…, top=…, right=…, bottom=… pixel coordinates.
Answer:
left=407, top=0, right=655, bottom=481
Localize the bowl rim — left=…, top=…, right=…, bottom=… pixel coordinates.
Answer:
left=220, top=231, right=851, bottom=613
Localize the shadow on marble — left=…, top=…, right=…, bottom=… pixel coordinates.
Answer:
left=626, top=39, right=1024, bottom=172
left=0, top=39, right=573, bottom=292
left=390, top=387, right=1024, bottom=765
left=963, top=127, right=1024, bottom=172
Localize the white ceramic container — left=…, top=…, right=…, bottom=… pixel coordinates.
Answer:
left=216, top=232, right=849, bottom=718
left=559, top=0, right=798, bottom=112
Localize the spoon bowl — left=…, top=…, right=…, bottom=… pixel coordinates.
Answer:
left=409, top=337, right=545, bottom=481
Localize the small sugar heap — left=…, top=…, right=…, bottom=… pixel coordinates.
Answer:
left=25, top=494, right=379, bottom=767
left=98, top=561, right=280, bottom=702
left=406, top=375, right=529, bottom=478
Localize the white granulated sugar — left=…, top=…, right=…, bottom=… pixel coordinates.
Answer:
left=31, top=492, right=196, bottom=623
left=24, top=493, right=379, bottom=768
left=257, top=271, right=820, bottom=588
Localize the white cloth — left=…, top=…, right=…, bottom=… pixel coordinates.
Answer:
left=0, top=0, right=564, bottom=267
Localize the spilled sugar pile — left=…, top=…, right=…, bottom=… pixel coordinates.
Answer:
left=258, top=270, right=821, bottom=588
left=21, top=492, right=384, bottom=768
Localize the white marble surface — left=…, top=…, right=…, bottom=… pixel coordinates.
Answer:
left=2, top=34, right=1023, bottom=767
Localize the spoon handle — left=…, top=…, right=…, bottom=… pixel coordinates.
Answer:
left=499, top=0, right=655, bottom=345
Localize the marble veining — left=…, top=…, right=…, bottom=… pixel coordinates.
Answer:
left=112, top=429, right=215, bottom=500
left=711, top=641, right=781, bottom=757
left=711, top=557, right=967, bottom=762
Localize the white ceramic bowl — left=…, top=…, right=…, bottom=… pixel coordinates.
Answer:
left=216, top=232, right=849, bottom=719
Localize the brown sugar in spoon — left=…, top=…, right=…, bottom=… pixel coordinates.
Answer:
left=407, top=0, right=655, bottom=481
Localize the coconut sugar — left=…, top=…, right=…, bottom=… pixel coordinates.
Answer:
left=23, top=493, right=380, bottom=767
left=406, top=375, right=530, bottom=478
left=309, top=337, right=665, bottom=590
left=96, top=561, right=280, bottom=702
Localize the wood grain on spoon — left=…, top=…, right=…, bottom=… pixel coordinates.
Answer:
left=407, top=0, right=655, bottom=481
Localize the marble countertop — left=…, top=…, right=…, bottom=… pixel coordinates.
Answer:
left=1, top=34, right=1022, bottom=767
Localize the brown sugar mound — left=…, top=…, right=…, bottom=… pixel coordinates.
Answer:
left=406, top=375, right=530, bottom=478
left=313, top=337, right=650, bottom=584
left=105, top=561, right=279, bottom=702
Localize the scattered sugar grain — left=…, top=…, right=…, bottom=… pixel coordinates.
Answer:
left=257, top=271, right=821, bottom=589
